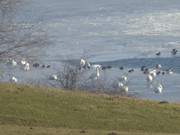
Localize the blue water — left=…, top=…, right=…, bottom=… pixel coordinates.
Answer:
left=1, top=0, right=180, bottom=102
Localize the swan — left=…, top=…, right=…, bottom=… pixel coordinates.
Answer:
left=118, top=82, right=124, bottom=88
left=119, top=75, right=128, bottom=83
left=156, top=51, right=161, bottom=56
left=149, top=69, right=157, bottom=78
left=92, top=64, right=101, bottom=70
left=156, top=64, right=162, bottom=69
left=80, top=58, right=86, bottom=68
left=10, top=76, right=18, bottom=83
left=20, top=59, right=27, bottom=65
left=171, top=49, right=178, bottom=55
left=24, top=63, right=30, bottom=71
left=121, top=85, right=129, bottom=93
left=89, top=67, right=100, bottom=80
left=49, top=74, right=58, bottom=80
left=154, top=83, right=163, bottom=94
left=147, top=74, right=153, bottom=82
left=9, top=59, right=17, bottom=66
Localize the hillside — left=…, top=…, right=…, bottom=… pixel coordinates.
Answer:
left=0, top=83, right=180, bottom=135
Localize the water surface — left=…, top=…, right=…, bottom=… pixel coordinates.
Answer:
left=2, top=0, right=180, bottom=102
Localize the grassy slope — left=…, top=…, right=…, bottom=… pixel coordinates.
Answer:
left=0, top=83, right=180, bottom=135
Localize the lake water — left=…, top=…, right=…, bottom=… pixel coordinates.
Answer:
left=1, top=0, right=180, bottom=102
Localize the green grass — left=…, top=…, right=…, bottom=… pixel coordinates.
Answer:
left=0, top=125, right=180, bottom=135
left=0, top=83, right=180, bottom=135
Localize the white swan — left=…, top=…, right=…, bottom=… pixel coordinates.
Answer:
left=154, top=83, right=163, bottom=94
left=49, top=74, right=58, bottom=80
left=24, top=63, right=30, bottom=71
left=147, top=74, right=153, bottom=82
left=121, top=85, right=129, bottom=93
left=149, top=69, right=157, bottom=78
left=80, top=58, right=86, bottom=68
left=89, top=67, right=100, bottom=80
left=119, top=75, right=128, bottom=83
left=21, top=59, right=27, bottom=65
left=9, top=59, right=17, bottom=67
left=10, top=76, right=18, bottom=83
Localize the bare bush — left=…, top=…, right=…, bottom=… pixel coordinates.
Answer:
left=56, top=61, right=111, bottom=91
left=49, top=59, right=134, bottom=97
left=57, top=63, right=81, bottom=90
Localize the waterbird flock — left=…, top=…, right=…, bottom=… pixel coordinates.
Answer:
left=156, top=48, right=178, bottom=56
left=1, top=48, right=178, bottom=95
left=5, top=58, right=52, bottom=83
left=78, top=57, right=174, bottom=94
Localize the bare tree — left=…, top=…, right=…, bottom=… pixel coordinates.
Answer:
left=0, top=0, right=49, bottom=60
left=0, top=0, right=22, bottom=24
left=0, top=24, right=49, bottom=60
